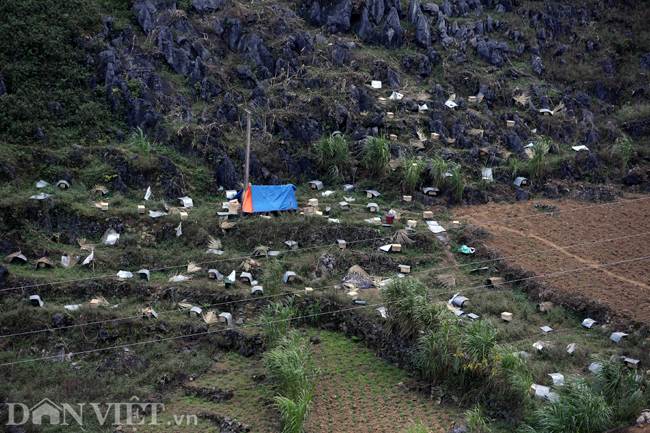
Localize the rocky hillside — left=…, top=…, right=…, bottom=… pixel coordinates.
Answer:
left=1, top=0, right=650, bottom=200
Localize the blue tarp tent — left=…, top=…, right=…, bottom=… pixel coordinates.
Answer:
left=233, top=185, right=299, bottom=213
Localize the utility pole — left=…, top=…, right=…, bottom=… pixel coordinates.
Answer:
left=243, top=109, right=252, bottom=194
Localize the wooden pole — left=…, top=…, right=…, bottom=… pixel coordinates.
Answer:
left=243, top=109, right=252, bottom=194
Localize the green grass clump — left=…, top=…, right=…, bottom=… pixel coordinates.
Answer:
left=363, top=135, right=391, bottom=178
left=524, top=377, right=612, bottom=433
left=313, top=134, right=352, bottom=183
left=402, top=157, right=425, bottom=193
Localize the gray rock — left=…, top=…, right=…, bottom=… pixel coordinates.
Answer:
left=326, top=0, right=352, bottom=34
left=449, top=426, right=469, bottom=433
left=402, top=53, right=414, bottom=70
left=641, top=53, right=650, bottom=71
left=134, top=0, right=157, bottom=34
left=380, top=8, right=403, bottom=48
left=423, top=3, right=438, bottom=13
left=357, top=8, right=376, bottom=43
left=427, top=47, right=441, bottom=66
left=367, top=0, right=385, bottom=23
left=408, top=0, right=421, bottom=24
left=417, top=55, right=431, bottom=76
left=575, top=92, right=590, bottom=107
left=157, top=26, right=192, bottom=75
left=414, top=13, right=431, bottom=47
left=213, top=149, right=242, bottom=189
left=226, top=19, right=243, bottom=52
left=440, top=1, right=452, bottom=16
left=34, top=126, right=45, bottom=141
left=507, top=131, right=525, bottom=155
left=531, top=56, right=545, bottom=76
left=0, top=265, right=7, bottom=290
left=553, top=44, right=568, bottom=56
left=387, top=68, right=401, bottom=89
left=516, top=189, right=529, bottom=201
left=192, top=0, right=225, bottom=13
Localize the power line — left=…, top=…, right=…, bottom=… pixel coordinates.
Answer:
left=2, top=194, right=648, bottom=292
left=2, top=230, right=648, bottom=339
left=1, top=254, right=646, bottom=367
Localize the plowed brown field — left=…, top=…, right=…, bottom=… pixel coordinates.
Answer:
left=453, top=197, right=650, bottom=323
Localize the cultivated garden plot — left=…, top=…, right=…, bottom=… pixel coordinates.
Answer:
left=454, top=198, right=650, bottom=323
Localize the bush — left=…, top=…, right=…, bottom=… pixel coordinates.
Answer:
left=363, top=135, right=391, bottom=177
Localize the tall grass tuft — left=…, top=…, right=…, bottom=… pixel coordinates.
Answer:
left=313, top=134, right=351, bottom=183
left=263, top=332, right=319, bottom=399
left=403, top=421, right=430, bottom=433
left=259, top=300, right=296, bottom=346
left=380, top=278, right=448, bottom=336
left=402, top=157, right=425, bottom=192
left=430, top=157, right=450, bottom=190
left=508, top=157, right=522, bottom=180
left=524, top=377, right=612, bottom=433
left=130, top=126, right=150, bottom=153
left=614, top=135, right=635, bottom=170
left=447, top=162, right=465, bottom=203
left=363, top=135, right=391, bottom=177
left=465, top=404, right=491, bottom=432
left=461, top=319, right=497, bottom=365
left=529, top=136, right=551, bottom=181
left=590, top=356, right=645, bottom=423
left=275, top=389, right=314, bottom=433
left=264, top=332, right=319, bottom=433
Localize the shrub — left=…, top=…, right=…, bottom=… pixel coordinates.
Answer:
left=313, top=134, right=351, bottom=183
left=363, top=135, right=391, bottom=177
left=402, top=157, right=425, bottom=193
